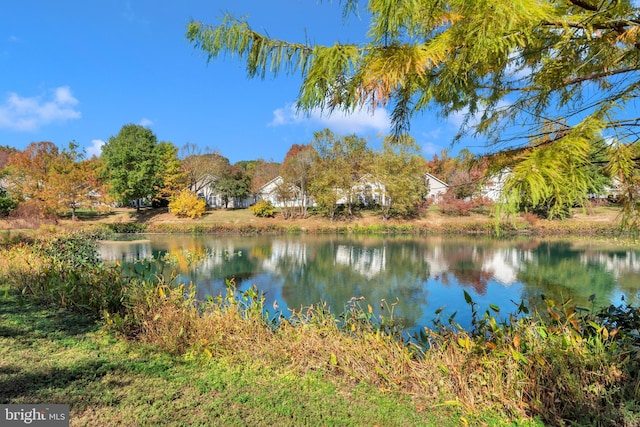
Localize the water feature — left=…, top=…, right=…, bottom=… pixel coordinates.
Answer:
left=99, top=234, right=640, bottom=334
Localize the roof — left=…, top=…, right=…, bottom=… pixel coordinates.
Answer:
left=425, top=172, right=448, bottom=187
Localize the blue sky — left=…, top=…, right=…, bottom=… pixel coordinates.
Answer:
left=1, top=1, right=476, bottom=164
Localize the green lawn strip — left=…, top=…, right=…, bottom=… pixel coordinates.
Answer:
left=0, top=285, right=540, bottom=426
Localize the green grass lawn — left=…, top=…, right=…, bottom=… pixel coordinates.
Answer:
left=0, top=285, right=541, bottom=427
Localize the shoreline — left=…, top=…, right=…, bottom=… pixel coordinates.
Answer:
left=0, top=205, right=630, bottom=238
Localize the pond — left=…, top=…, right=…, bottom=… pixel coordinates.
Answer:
left=98, top=234, right=640, bottom=335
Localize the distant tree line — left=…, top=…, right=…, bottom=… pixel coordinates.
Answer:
left=0, top=122, right=614, bottom=221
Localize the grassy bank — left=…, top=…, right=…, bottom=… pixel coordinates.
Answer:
left=0, top=205, right=628, bottom=239
left=28, top=204, right=627, bottom=237
left=1, top=232, right=639, bottom=426
left=2, top=284, right=474, bottom=426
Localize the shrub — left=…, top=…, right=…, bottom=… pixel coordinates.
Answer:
left=3, top=233, right=128, bottom=316
left=105, top=222, right=148, bottom=233
left=250, top=199, right=275, bottom=217
left=520, top=211, right=539, bottom=226
left=0, top=190, right=17, bottom=217
left=437, top=193, right=493, bottom=216
left=169, top=190, right=206, bottom=219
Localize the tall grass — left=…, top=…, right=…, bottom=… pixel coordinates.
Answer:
left=1, top=232, right=638, bottom=426
left=107, top=276, right=639, bottom=425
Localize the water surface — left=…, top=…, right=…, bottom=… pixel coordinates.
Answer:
left=99, top=234, right=640, bottom=334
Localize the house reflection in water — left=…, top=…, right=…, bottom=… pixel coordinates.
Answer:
left=98, top=240, right=153, bottom=263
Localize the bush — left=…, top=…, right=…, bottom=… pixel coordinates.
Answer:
left=169, top=190, right=206, bottom=219
left=437, top=193, right=493, bottom=216
left=105, top=222, right=148, bottom=233
left=0, top=190, right=17, bottom=217
left=250, top=199, right=275, bottom=217
left=3, top=233, right=128, bottom=316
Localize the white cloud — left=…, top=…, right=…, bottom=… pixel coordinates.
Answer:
left=138, top=118, right=154, bottom=127
left=417, top=128, right=444, bottom=157
left=269, top=103, right=390, bottom=134
left=0, top=86, right=81, bottom=131
left=86, top=139, right=105, bottom=158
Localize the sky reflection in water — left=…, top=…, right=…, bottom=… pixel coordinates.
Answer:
left=99, top=235, right=640, bottom=334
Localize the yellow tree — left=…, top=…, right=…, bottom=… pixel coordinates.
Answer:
left=372, top=135, right=427, bottom=220
left=155, top=141, right=188, bottom=206
left=310, top=129, right=372, bottom=218
left=6, top=141, right=60, bottom=217
left=48, top=142, right=103, bottom=219
left=6, top=141, right=102, bottom=218
left=187, top=0, right=640, bottom=228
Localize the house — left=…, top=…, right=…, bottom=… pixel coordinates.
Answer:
left=254, top=173, right=449, bottom=210
left=347, top=174, right=389, bottom=206
left=424, top=173, right=448, bottom=201
left=254, top=176, right=312, bottom=208
left=335, top=173, right=449, bottom=207
left=192, top=174, right=253, bottom=209
left=341, top=173, right=447, bottom=207
left=481, top=168, right=511, bottom=201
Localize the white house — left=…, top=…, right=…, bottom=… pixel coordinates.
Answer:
left=481, top=168, right=511, bottom=201
left=424, top=173, right=448, bottom=201
left=255, top=173, right=449, bottom=209
left=255, top=176, right=312, bottom=208
left=192, top=174, right=253, bottom=209
left=336, top=174, right=389, bottom=206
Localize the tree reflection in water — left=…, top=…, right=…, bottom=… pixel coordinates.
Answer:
left=99, top=235, right=640, bottom=333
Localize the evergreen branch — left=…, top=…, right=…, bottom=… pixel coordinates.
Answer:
left=186, top=17, right=315, bottom=79
left=567, top=0, right=598, bottom=12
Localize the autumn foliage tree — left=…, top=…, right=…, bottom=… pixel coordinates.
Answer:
left=280, top=144, right=315, bottom=218
left=4, top=141, right=102, bottom=219
left=48, top=142, right=104, bottom=219
left=243, top=159, right=280, bottom=199
left=310, top=129, right=372, bottom=219
left=181, top=145, right=231, bottom=198
left=187, top=0, right=640, bottom=228
left=155, top=141, right=188, bottom=206
left=371, top=135, right=427, bottom=220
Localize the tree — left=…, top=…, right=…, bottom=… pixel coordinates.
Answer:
left=187, top=0, right=640, bottom=228
left=180, top=144, right=231, bottom=197
left=243, top=159, right=281, bottom=200
left=101, top=124, right=161, bottom=211
left=213, top=164, right=250, bottom=208
left=372, top=135, right=426, bottom=220
left=6, top=142, right=59, bottom=210
left=310, top=129, right=372, bottom=218
left=155, top=141, right=188, bottom=206
left=0, top=145, right=14, bottom=170
left=442, top=149, right=486, bottom=200
left=494, top=127, right=612, bottom=219
left=4, top=141, right=102, bottom=218
left=48, top=142, right=103, bottom=220
left=0, top=186, right=16, bottom=217
left=280, top=144, right=315, bottom=218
